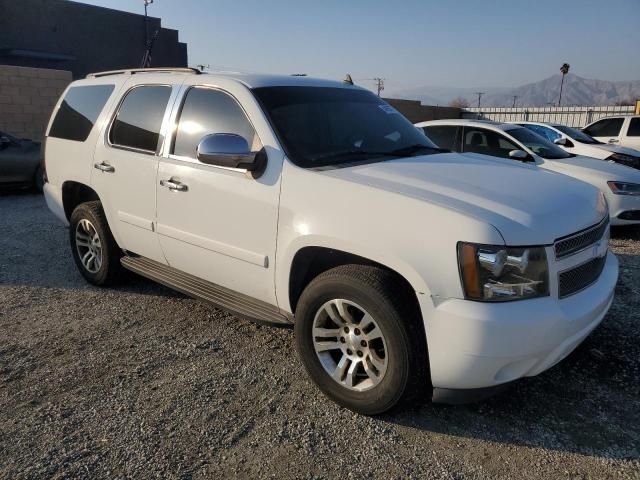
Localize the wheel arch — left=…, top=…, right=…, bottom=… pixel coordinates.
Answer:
left=287, top=245, right=427, bottom=319
left=61, top=181, right=100, bottom=221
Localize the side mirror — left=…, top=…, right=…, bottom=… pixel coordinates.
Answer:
left=553, top=137, right=567, bottom=146
left=196, top=134, right=266, bottom=175
left=508, top=149, right=531, bottom=161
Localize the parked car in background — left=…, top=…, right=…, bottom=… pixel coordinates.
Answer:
left=43, top=69, right=617, bottom=415
left=515, top=121, right=640, bottom=170
left=0, top=130, right=44, bottom=191
left=417, top=119, right=640, bottom=225
left=583, top=115, right=640, bottom=150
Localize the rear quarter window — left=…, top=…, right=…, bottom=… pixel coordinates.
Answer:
left=48, top=85, right=115, bottom=142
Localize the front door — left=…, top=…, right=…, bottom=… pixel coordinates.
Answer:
left=91, top=81, right=175, bottom=263
left=156, top=85, right=282, bottom=305
left=584, top=117, right=625, bottom=146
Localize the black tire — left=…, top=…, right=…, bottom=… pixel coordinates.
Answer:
left=69, top=201, right=124, bottom=286
left=34, top=165, right=44, bottom=192
left=295, top=265, right=429, bottom=415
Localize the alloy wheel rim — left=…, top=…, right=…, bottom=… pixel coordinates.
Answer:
left=75, top=219, right=102, bottom=273
left=312, top=299, right=388, bottom=392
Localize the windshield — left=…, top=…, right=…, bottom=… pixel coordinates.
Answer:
left=553, top=125, right=601, bottom=144
left=252, top=86, right=441, bottom=168
left=508, top=127, right=572, bottom=159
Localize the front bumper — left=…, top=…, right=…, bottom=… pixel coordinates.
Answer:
left=420, top=250, right=618, bottom=395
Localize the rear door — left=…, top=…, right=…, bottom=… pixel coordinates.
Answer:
left=91, top=78, right=178, bottom=263
left=583, top=117, right=625, bottom=145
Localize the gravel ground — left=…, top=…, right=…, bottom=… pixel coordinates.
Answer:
left=0, top=191, right=639, bottom=479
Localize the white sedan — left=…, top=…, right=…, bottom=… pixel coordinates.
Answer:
left=515, top=121, right=640, bottom=170
left=417, top=119, right=640, bottom=225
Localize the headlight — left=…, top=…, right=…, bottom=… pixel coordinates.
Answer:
left=607, top=181, right=640, bottom=196
left=458, top=243, right=549, bottom=301
left=608, top=153, right=639, bottom=165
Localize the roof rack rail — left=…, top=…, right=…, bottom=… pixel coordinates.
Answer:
left=86, top=67, right=202, bottom=79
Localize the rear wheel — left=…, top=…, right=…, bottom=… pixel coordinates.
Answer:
left=69, top=201, right=124, bottom=286
left=295, top=265, right=428, bottom=415
left=34, top=165, right=44, bottom=192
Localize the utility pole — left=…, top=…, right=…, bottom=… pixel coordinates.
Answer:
left=373, top=78, right=385, bottom=97
left=140, top=0, right=155, bottom=68
left=475, top=92, right=485, bottom=109
left=512, top=95, right=518, bottom=108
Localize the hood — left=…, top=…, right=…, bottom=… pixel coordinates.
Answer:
left=595, top=143, right=640, bottom=157
left=545, top=154, right=640, bottom=182
left=322, top=152, right=606, bottom=246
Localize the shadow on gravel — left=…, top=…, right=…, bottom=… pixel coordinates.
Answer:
left=611, top=225, right=640, bottom=241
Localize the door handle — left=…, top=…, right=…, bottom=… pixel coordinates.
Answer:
left=160, top=179, right=188, bottom=192
left=94, top=162, right=115, bottom=173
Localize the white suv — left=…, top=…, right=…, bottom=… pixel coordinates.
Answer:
left=583, top=115, right=640, bottom=150
left=43, top=68, right=618, bottom=414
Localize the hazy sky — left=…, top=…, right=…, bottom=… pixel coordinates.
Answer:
left=76, top=0, right=640, bottom=94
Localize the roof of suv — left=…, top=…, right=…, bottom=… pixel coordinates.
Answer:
left=84, top=68, right=361, bottom=90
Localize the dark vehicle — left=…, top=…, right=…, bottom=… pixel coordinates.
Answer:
left=0, top=131, right=44, bottom=191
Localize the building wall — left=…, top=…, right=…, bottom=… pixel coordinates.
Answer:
left=385, top=98, right=462, bottom=123
left=0, top=0, right=188, bottom=79
left=0, top=65, right=72, bottom=140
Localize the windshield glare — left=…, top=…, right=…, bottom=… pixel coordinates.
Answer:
left=553, top=124, right=600, bottom=144
left=253, top=86, right=439, bottom=167
left=507, top=127, right=572, bottom=159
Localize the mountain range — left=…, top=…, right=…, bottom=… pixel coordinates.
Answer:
left=388, top=74, right=640, bottom=107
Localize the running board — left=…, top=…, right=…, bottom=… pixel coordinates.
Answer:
left=121, top=255, right=292, bottom=326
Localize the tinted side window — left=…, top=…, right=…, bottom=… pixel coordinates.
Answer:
left=463, top=128, right=518, bottom=159
left=627, top=118, right=640, bottom=137
left=173, top=87, right=261, bottom=158
left=49, top=85, right=115, bottom=142
left=422, top=126, right=459, bottom=151
left=109, top=85, right=171, bottom=153
left=584, top=118, right=624, bottom=137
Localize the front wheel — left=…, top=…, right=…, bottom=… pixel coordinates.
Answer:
left=295, top=265, right=428, bottom=415
left=69, top=201, right=124, bottom=286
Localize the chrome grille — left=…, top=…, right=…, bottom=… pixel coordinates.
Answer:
left=558, top=255, right=606, bottom=298
left=554, top=217, right=608, bottom=259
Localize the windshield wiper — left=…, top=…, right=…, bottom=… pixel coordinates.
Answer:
left=309, top=149, right=394, bottom=163
left=388, top=144, right=449, bottom=156
left=310, top=144, right=448, bottom=163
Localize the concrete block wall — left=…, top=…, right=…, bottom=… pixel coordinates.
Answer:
left=0, top=65, right=72, bottom=141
